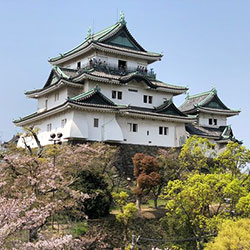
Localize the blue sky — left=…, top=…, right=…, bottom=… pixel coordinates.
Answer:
left=0, top=0, right=249, bottom=148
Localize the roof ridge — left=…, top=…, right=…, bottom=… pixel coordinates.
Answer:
left=70, top=87, right=97, bottom=101
left=93, top=22, right=121, bottom=41
left=187, top=88, right=215, bottom=100
left=49, top=22, right=121, bottom=62
left=54, top=66, right=70, bottom=79
left=155, top=80, right=188, bottom=90
left=198, top=91, right=215, bottom=106
left=69, top=85, right=117, bottom=106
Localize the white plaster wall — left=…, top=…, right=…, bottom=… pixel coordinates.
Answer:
left=37, top=87, right=68, bottom=112
left=175, top=123, right=187, bottom=146
left=62, top=51, right=149, bottom=72
left=87, top=81, right=172, bottom=108
left=62, top=52, right=96, bottom=69
left=66, top=111, right=88, bottom=139
left=65, top=57, right=90, bottom=69
left=116, top=116, right=185, bottom=147
left=199, top=112, right=227, bottom=127
left=67, top=86, right=84, bottom=99
left=18, top=108, right=187, bottom=148
left=95, top=53, right=148, bottom=71
left=17, top=111, right=73, bottom=148
left=83, top=111, right=123, bottom=142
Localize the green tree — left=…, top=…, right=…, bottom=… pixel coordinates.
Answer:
left=216, top=141, right=250, bottom=178
left=152, top=148, right=182, bottom=209
left=69, top=170, right=112, bottom=219
left=112, top=191, right=129, bottom=212
left=236, top=192, right=250, bottom=217
left=112, top=191, right=137, bottom=242
left=205, top=218, right=250, bottom=250
left=179, top=135, right=216, bottom=173
left=162, top=173, right=249, bottom=250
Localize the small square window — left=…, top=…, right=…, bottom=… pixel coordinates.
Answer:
left=133, top=124, right=138, bottom=132
left=112, top=90, right=122, bottom=100
left=164, top=127, right=168, bottom=135
left=54, top=93, right=59, bottom=101
left=118, top=60, right=127, bottom=70
left=148, top=96, right=153, bottom=104
left=128, top=123, right=132, bottom=131
left=47, top=123, right=52, bottom=132
left=112, top=91, right=116, bottom=99
left=128, top=89, right=138, bottom=92
left=144, top=95, right=153, bottom=104
left=94, top=118, right=99, bottom=128
left=159, top=126, right=168, bottom=135
left=118, top=91, right=122, bottom=100
left=61, top=119, right=67, bottom=128
left=77, top=61, right=81, bottom=69
left=128, top=123, right=138, bottom=132
left=209, top=118, right=213, bottom=125
left=159, top=126, right=163, bottom=135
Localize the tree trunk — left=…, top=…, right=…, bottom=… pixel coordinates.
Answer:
left=196, top=238, right=204, bottom=250
left=124, top=226, right=128, bottom=242
left=154, top=197, right=158, bottom=209
left=29, top=226, right=39, bottom=242
left=136, top=195, right=141, bottom=211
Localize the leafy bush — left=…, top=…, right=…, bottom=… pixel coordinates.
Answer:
left=70, top=222, right=87, bottom=238
left=70, top=170, right=112, bottom=219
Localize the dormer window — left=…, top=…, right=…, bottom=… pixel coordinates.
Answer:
left=118, top=60, right=127, bottom=70
left=209, top=118, right=218, bottom=126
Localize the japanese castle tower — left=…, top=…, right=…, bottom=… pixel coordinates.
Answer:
left=14, top=14, right=240, bottom=150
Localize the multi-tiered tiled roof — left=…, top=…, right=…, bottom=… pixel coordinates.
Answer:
left=49, top=14, right=162, bottom=65
left=15, top=85, right=196, bottom=126
left=180, top=88, right=241, bottom=143
left=25, top=65, right=188, bottom=98
left=179, top=88, right=240, bottom=117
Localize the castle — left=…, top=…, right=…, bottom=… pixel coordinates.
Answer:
left=14, top=13, right=240, bottom=151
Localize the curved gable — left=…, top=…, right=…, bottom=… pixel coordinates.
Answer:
left=155, top=101, right=187, bottom=117
left=120, top=74, right=157, bottom=89
left=203, top=94, right=230, bottom=110
left=102, top=25, right=146, bottom=52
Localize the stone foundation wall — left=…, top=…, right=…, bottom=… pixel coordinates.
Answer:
left=112, top=143, right=175, bottom=177
left=69, top=139, right=180, bottom=177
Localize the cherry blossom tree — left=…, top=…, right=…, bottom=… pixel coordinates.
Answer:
left=0, top=141, right=117, bottom=248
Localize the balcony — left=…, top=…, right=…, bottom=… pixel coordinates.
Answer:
left=78, top=59, right=156, bottom=80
